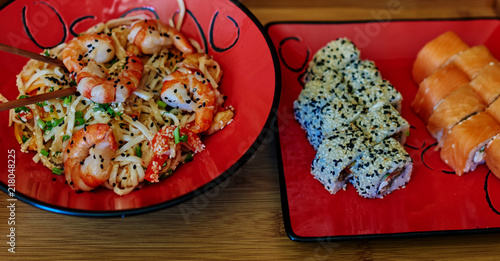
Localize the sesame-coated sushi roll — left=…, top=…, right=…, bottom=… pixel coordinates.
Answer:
left=293, top=77, right=341, bottom=148
left=350, top=138, right=413, bottom=199
left=353, top=79, right=403, bottom=111
left=311, top=124, right=372, bottom=194
left=320, top=93, right=365, bottom=141
left=355, top=103, right=410, bottom=145
left=344, top=60, right=382, bottom=90
left=304, top=38, right=360, bottom=82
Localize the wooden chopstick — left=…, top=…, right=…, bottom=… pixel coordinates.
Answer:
left=0, top=43, right=75, bottom=112
left=0, top=43, right=65, bottom=68
left=0, top=87, right=77, bottom=112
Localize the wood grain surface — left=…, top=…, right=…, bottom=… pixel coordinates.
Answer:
left=2, top=0, right=500, bottom=260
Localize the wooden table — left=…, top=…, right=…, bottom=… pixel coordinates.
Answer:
left=2, top=0, right=500, bottom=260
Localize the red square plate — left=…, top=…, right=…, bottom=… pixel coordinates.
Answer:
left=267, top=19, right=500, bottom=241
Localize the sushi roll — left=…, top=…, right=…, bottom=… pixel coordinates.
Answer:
left=350, top=138, right=413, bottom=199
left=427, top=84, right=485, bottom=144
left=343, top=60, right=382, bottom=90
left=353, top=79, right=403, bottom=111
left=304, top=38, right=360, bottom=82
left=486, top=96, right=500, bottom=124
left=440, top=112, right=500, bottom=176
left=320, top=93, right=365, bottom=142
left=355, top=103, right=410, bottom=145
left=293, top=76, right=343, bottom=148
left=311, top=124, right=372, bottom=194
left=412, top=31, right=469, bottom=84
left=452, top=45, right=499, bottom=80
left=411, top=63, right=470, bottom=123
left=485, top=136, right=500, bottom=179
left=469, top=63, right=500, bottom=105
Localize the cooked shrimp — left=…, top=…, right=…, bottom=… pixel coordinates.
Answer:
left=161, top=67, right=217, bottom=133
left=62, top=33, right=116, bottom=75
left=76, top=52, right=144, bottom=103
left=145, top=126, right=204, bottom=183
left=178, top=53, right=223, bottom=85
left=127, top=19, right=194, bottom=55
left=63, top=123, right=118, bottom=191
left=204, top=107, right=235, bottom=136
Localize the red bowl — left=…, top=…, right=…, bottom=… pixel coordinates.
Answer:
left=0, top=0, right=280, bottom=216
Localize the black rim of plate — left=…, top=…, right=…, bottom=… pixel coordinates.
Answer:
left=0, top=0, right=282, bottom=217
left=267, top=17, right=500, bottom=242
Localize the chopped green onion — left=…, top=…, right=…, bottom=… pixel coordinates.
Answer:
left=37, top=119, right=46, bottom=129
left=135, top=146, right=142, bottom=158
left=52, top=167, right=64, bottom=175
left=184, top=152, right=193, bottom=163
left=75, top=111, right=83, bottom=118
left=19, top=95, right=30, bottom=99
left=63, top=95, right=72, bottom=105
left=62, top=135, right=70, bottom=141
left=93, top=103, right=119, bottom=117
left=75, top=118, right=85, bottom=126
left=106, top=106, right=116, bottom=117
left=21, top=135, right=28, bottom=144
left=174, top=126, right=181, bottom=144
left=49, top=87, right=55, bottom=92
left=69, top=80, right=77, bottom=87
left=16, top=115, right=26, bottom=124
left=179, top=134, right=188, bottom=143
left=74, top=111, right=84, bottom=126
left=36, top=101, right=48, bottom=108
left=40, top=149, right=49, bottom=157
left=159, top=169, right=173, bottom=180
left=43, top=50, right=50, bottom=57
left=157, top=100, right=167, bottom=109
left=50, top=107, right=54, bottom=113
left=14, top=106, right=30, bottom=113
left=106, top=57, right=119, bottom=68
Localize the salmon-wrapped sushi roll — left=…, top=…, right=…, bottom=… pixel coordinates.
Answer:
left=452, top=45, right=498, bottom=80
left=311, top=124, right=372, bottom=194
left=412, top=31, right=469, bottom=84
left=469, top=63, right=500, bottom=105
left=411, top=63, right=470, bottom=123
left=485, top=136, right=500, bottom=179
left=486, top=96, right=500, bottom=124
left=350, top=138, right=413, bottom=199
left=440, top=112, right=500, bottom=176
left=427, top=84, right=485, bottom=144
